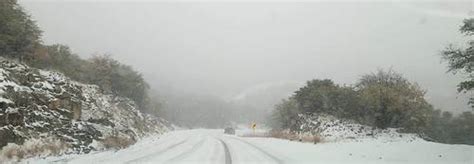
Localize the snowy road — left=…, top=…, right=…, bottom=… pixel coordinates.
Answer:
left=31, top=129, right=474, bottom=164
left=42, top=130, right=286, bottom=164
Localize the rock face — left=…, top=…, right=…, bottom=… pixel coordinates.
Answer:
left=0, top=58, right=170, bottom=153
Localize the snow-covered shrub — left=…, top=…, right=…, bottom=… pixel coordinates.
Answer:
left=0, top=138, right=69, bottom=161
left=299, top=133, right=322, bottom=144
left=270, top=71, right=433, bottom=135
left=102, top=135, right=136, bottom=150
left=296, top=113, right=420, bottom=142
left=263, top=129, right=323, bottom=144
left=266, top=129, right=298, bottom=140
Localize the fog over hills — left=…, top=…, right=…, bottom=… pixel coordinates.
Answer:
left=229, top=81, right=302, bottom=111
left=1, top=1, right=473, bottom=162
left=20, top=0, right=473, bottom=113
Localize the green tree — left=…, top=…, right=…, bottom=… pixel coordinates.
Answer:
left=88, top=55, right=150, bottom=109
left=88, top=55, right=115, bottom=93
left=294, top=79, right=340, bottom=114
left=293, top=79, right=362, bottom=121
left=0, top=0, right=41, bottom=60
left=110, top=62, right=149, bottom=109
left=28, top=44, right=89, bottom=80
left=333, top=86, right=364, bottom=122
left=357, top=69, right=431, bottom=131
left=0, top=1, right=161, bottom=116
left=449, top=111, right=474, bottom=144
left=424, top=110, right=474, bottom=145
left=423, top=109, right=450, bottom=142
left=269, top=98, right=300, bottom=131
left=442, top=18, right=474, bottom=108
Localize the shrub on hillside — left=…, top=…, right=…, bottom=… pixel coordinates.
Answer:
left=356, top=69, right=432, bottom=131
left=1, top=0, right=160, bottom=115
left=0, top=0, right=42, bottom=60
left=28, top=45, right=152, bottom=112
left=268, top=98, right=300, bottom=131
left=240, top=129, right=322, bottom=143
left=0, top=138, right=69, bottom=161
left=270, top=69, right=433, bottom=134
left=269, top=69, right=474, bottom=145
left=266, top=130, right=322, bottom=144
left=102, top=135, right=136, bottom=150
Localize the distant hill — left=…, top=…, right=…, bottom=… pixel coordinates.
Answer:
left=229, top=81, right=303, bottom=121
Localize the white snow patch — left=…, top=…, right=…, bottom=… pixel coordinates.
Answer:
left=0, top=97, right=13, bottom=104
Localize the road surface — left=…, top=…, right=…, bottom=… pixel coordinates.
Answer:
left=32, top=129, right=473, bottom=164
left=48, top=129, right=287, bottom=164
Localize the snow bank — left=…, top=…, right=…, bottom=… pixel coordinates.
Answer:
left=294, top=114, right=421, bottom=142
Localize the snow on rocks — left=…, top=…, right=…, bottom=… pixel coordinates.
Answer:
left=0, top=58, right=170, bottom=160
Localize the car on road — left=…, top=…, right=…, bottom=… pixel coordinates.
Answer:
left=224, top=127, right=235, bottom=135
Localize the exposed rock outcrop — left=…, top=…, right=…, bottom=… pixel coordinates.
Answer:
left=0, top=58, right=170, bottom=154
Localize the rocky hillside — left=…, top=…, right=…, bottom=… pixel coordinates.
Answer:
left=0, top=58, right=170, bottom=158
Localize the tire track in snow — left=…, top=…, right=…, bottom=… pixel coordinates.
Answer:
left=227, top=137, right=284, bottom=164
left=166, top=136, right=207, bottom=162
left=94, top=135, right=176, bottom=163
left=217, top=138, right=232, bottom=164
left=124, top=138, right=189, bottom=163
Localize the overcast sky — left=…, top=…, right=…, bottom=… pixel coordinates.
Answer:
left=19, top=0, right=473, bottom=113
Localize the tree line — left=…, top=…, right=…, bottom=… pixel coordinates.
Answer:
left=268, top=70, right=473, bottom=145
left=269, top=18, right=474, bottom=145
left=0, top=0, right=159, bottom=115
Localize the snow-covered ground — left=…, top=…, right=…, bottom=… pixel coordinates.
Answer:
left=24, top=129, right=473, bottom=164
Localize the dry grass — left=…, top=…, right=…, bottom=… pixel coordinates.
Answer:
left=102, top=135, right=136, bottom=150
left=267, top=130, right=299, bottom=141
left=0, top=138, right=69, bottom=161
left=242, top=129, right=323, bottom=144
left=240, top=132, right=267, bottom=138
left=299, top=133, right=322, bottom=144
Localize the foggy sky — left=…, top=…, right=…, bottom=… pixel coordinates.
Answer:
left=20, top=0, right=473, bottom=113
